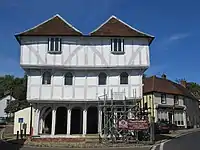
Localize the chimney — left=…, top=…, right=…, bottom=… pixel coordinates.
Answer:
left=180, top=80, right=187, bottom=88
left=161, top=74, right=166, bottom=79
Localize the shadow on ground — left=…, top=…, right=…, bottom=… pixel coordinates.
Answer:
left=155, top=134, right=174, bottom=142
left=0, top=139, right=26, bottom=150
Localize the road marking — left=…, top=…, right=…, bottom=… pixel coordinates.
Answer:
left=151, top=145, right=157, bottom=150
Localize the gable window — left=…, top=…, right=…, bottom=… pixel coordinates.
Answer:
left=42, top=72, right=51, bottom=84
left=120, top=72, right=128, bottom=84
left=161, top=94, right=166, bottom=104
left=64, top=72, right=73, bottom=85
left=98, top=72, right=107, bottom=85
left=48, top=38, right=62, bottom=53
left=111, top=39, right=124, bottom=54
left=174, top=95, right=179, bottom=105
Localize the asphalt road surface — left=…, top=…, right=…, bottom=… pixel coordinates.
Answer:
left=153, top=130, right=200, bottom=150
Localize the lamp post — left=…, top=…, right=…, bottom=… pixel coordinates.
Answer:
left=30, top=103, right=33, bottom=137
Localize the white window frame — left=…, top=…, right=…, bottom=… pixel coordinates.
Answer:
left=111, top=38, right=125, bottom=54
left=161, top=94, right=166, bottom=104
left=48, top=37, right=62, bottom=53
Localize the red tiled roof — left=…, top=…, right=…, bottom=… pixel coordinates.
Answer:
left=16, top=14, right=82, bottom=37
left=90, top=16, right=154, bottom=44
left=143, top=76, right=196, bottom=99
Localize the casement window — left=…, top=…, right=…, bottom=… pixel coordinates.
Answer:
left=64, top=72, right=73, bottom=85
left=174, top=95, right=179, bottom=105
left=48, top=38, right=62, bottom=53
left=42, top=72, right=51, bottom=84
left=161, top=94, right=166, bottom=104
left=111, top=39, right=124, bottom=54
left=120, top=72, right=128, bottom=84
left=98, top=72, right=107, bottom=85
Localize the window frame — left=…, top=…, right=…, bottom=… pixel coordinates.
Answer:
left=42, top=71, right=51, bottom=85
left=174, top=95, right=179, bottom=105
left=48, top=37, right=62, bottom=54
left=161, top=94, right=166, bottom=104
left=98, top=72, right=107, bottom=85
left=64, top=72, right=73, bottom=85
left=111, top=38, right=125, bottom=54
left=120, top=72, right=128, bottom=84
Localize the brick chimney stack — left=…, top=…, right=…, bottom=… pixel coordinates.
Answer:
left=161, top=74, right=166, bottom=79
left=180, top=80, right=187, bottom=88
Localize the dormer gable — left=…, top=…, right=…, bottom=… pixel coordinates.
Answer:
left=15, top=14, right=83, bottom=37
left=90, top=15, right=154, bottom=45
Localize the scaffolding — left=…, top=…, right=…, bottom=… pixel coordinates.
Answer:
left=98, top=89, right=151, bottom=144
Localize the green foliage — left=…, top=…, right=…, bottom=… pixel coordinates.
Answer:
left=0, top=74, right=29, bottom=113
left=176, top=78, right=200, bottom=99
left=186, top=82, right=200, bottom=98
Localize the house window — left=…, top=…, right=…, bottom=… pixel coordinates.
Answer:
left=111, top=39, right=124, bottom=53
left=7, top=100, right=10, bottom=105
left=42, top=72, right=51, bottom=84
left=64, top=72, right=73, bottom=85
left=120, top=72, right=128, bottom=84
left=144, top=102, right=148, bottom=110
left=174, top=95, right=179, bottom=105
left=161, top=94, right=166, bottom=104
left=48, top=38, right=62, bottom=53
left=98, top=72, right=107, bottom=85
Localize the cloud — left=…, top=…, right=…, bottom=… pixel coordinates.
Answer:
left=169, top=33, right=190, bottom=41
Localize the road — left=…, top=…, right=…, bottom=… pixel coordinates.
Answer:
left=153, top=130, right=200, bottom=150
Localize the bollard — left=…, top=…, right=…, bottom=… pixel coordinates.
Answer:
left=17, top=131, right=19, bottom=140
left=20, top=130, right=23, bottom=139
left=24, top=128, right=26, bottom=137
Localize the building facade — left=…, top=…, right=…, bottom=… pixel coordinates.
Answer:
left=142, top=75, right=200, bottom=129
left=0, top=95, right=15, bottom=118
left=16, top=14, right=154, bottom=137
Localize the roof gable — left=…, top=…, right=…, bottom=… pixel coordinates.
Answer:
left=90, top=15, right=154, bottom=44
left=16, top=14, right=83, bottom=37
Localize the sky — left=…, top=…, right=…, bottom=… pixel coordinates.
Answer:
left=0, top=0, right=200, bottom=83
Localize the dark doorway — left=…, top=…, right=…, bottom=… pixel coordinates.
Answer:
left=168, top=112, right=172, bottom=124
left=71, top=107, right=83, bottom=134
left=87, top=107, right=98, bottom=134
left=55, top=107, right=68, bottom=134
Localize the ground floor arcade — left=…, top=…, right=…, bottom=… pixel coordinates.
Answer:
left=32, top=103, right=101, bottom=137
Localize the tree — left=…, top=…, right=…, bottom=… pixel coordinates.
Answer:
left=0, top=74, right=29, bottom=113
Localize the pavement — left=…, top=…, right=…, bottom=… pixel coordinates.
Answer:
left=151, top=129, right=200, bottom=150
left=0, top=140, right=151, bottom=150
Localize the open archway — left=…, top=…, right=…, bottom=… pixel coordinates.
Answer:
left=55, top=107, right=68, bottom=134
left=71, top=107, right=83, bottom=134
left=39, top=107, right=52, bottom=134
left=87, top=106, right=98, bottom=134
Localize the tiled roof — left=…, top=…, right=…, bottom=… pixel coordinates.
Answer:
left=90, top=16, right=154, bottom=44
left=16, top=14, right=82, bottom=37
left=143, top=76, right=197, bottom=100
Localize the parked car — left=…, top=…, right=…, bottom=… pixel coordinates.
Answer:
left=169, top=123, right=178, bottom=130
left=155, top=121, right=170, bottom=134
left=0, top=117, right=7, bottom=126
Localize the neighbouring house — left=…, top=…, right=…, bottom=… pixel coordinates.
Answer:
left=0, top=95, right=15, bottom=118
left=15, top=14, right=154, bottom=137
left=14, top=107, right=32, bottom=135
left=142, top=75, right=200, bottom=129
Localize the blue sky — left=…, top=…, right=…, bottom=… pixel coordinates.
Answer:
left=0, top=0, right=200, bottom=83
